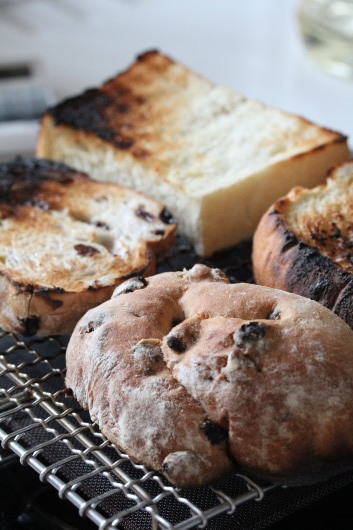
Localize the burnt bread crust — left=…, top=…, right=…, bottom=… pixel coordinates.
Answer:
left=253, top=161, right=353, bottom=329
left=0, top=157, right=76, bottom=200
left=36, top=50, right=350, bottom=256
left=0, top=275, right=118, bottom=338
left=66, top=264, right=353, bottom=488
left=253, top=204, right=353, bottom=328
left=42, top=51, right=176, bottom=160
left=0, top=158, right=176, bottom=336
left=43, top=52, right=177, bottom=156
left=42, top=50, right=349, bottom=161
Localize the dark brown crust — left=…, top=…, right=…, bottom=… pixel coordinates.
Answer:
left=252, top=205, right=353, bottom=329
left=0, top=157, right=176, bottom=336
left=44, top=51, right=348, bottom=163
left=45, top=50, right=175, bottom=155
left=0, top=247, right=158, bottom=336
left=0, top=157, right=84, bottom=215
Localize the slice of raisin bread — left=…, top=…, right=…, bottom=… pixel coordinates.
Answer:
left=253, top=160, right=353, bottom=329
left=36, top=50, right=350, bottom=256
left=0, top=158, right=176, bottom=336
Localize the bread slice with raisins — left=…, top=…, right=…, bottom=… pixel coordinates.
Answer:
left=253, top=160, right=353, bottom=329
left=0, top=158, right=176, bottom=336
left=36, top=50, right=350, bottom=256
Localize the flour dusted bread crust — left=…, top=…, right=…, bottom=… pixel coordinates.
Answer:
left=66, top=264, right=353, bottom=488
left=36, top=50, right=350, bottom=255
left=253, top=160, right=353, bottom=329
left=0, top=158, right=176, bottom=336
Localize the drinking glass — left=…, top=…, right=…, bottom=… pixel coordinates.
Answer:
left=298, top=0, right=353, bottom=79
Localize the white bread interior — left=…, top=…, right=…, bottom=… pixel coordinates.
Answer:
left=36, top=51, right=351, bottom=255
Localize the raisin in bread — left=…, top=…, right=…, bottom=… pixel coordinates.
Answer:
left=66, top=264, right=353, bottom=488
left=36, top=50, right=350, bottom=256
left=0, top=158, right=176, bottom=336
left=253, top=160, right=353, bottom=329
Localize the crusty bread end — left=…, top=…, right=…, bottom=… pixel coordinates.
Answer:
left=253, top=160, right=353, bottom=329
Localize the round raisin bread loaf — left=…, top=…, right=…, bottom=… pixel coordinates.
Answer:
left=66, top=264, right=353, bottom=488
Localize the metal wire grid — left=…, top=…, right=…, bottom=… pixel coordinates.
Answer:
left=2, top=240, right=353, bottom=528
left=0, top=328, right=278, bottom=529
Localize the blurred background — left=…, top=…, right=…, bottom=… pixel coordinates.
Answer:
left=0, top=0, right=352, bottom=158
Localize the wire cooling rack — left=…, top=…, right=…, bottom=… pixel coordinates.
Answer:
left=1, top=238, right=353, bottom=529
left=0, top=329, right=273, bottom=530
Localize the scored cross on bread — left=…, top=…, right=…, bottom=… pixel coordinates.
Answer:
left=0, top=158, right=176, bottom=336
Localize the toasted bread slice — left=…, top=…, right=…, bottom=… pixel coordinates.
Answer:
left=253, top=160, right=353, bottom=329
left=36, top=50, right=350, bottom=256
left=0, top=158, right=176, bottom=336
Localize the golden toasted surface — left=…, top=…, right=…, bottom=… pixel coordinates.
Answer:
left=0, top=158, right=176, bottom=291
left=280, top=161, right=353, bottom=274
left=37, top=50, right=350, bottom=255
left=0, top=158, right=176, bottom=336
left=41, top=50, right=348, bottom=196
left=37, top=52, right=349, bottom=255
left=45, top=51, right=198, bottom=178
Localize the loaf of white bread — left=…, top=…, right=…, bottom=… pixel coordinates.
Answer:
left=36, top=50, right=350, bottom=255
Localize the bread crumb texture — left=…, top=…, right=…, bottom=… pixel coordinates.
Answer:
left=0, top=158, right=175, bottom=290
left=252, top=160, right=353, bottom=330
left=284, top=161, right=353, bottom=274
left=37, top=51, right=350, bottom=255
left=0, top=158, right=176, bottom=335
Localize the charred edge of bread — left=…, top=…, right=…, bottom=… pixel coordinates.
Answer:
left=42, top=50, right=348, bottom=161
left=43, top=51, right=173, bottom=150
left=253, top=205, right=353, bottom=329
left=0, top=254, right=156, bottom=337
left=0, top=157, right=174, bottom=336
left=0, top=157, right=88, bottom=211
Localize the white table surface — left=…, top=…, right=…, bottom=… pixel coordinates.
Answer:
left=0, top=0, right=352, bottom=155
